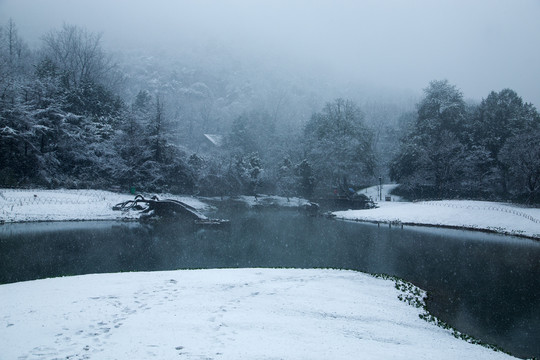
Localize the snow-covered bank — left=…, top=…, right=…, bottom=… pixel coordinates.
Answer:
left=0, top=189, right=309, bottom=223
left=2, top=187, right=539, bottom=239
left=0, top=268, right=515, bottom=360
left=0, top=189, right=209, bottom=223
left=334, top=185, right=540, bottom=240
left=3, top=187, right=539, bottom=239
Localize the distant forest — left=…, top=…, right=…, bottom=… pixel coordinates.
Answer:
left=1, top=21, right=539, bottom=203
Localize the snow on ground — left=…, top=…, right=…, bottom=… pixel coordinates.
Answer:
left=0, top=189, right=210, bottom=223
left=357, top=183, right=403, bottom=202
left=334, top=185, right=540, bottom=239
left=0, top=268, right=516, bottom=360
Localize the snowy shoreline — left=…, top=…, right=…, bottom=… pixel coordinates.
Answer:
left=333, top=185, right=540, bottom=241
left=0, top=188, right=313, bottom=224
left=1, top=187, right=539, bottom=240
left=339, top=216, right=540, bottom=240
left=0, top=188, right=211, bottom=224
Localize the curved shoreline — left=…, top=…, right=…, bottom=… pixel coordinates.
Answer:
left=4, top=213, right=538, bottom=242
left=334, top=216, right=540, bottom=241
left=332, top=190, right=540, bottom=241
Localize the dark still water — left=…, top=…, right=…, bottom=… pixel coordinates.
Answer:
left=1, top=206, right=539, bottom=359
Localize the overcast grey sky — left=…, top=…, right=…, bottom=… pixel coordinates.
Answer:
left=1, top=0, right=539, bottom=106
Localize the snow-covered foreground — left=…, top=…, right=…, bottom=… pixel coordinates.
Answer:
left=335, top=185, right=540, bottom=240
left=0, top=189, right=209, bottom=223
left=0, top=269, right=515, bottom=360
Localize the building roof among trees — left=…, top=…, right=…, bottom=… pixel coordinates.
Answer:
left=203, top=134, right=224, bottom=147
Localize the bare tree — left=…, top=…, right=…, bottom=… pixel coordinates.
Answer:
left=0, top=19, right=32, bottom=100
left=41, top=24, right=112, bottom=89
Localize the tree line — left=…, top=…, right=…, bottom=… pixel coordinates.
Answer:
left=390, top=80, right=540, bottom=203
left=1, top=21, right=538, bottom=203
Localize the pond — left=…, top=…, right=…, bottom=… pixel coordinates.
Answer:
left=1, top=204, right=539, bottom=359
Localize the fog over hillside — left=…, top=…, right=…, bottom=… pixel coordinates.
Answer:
left=2, top=0, right=539, bottom=107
